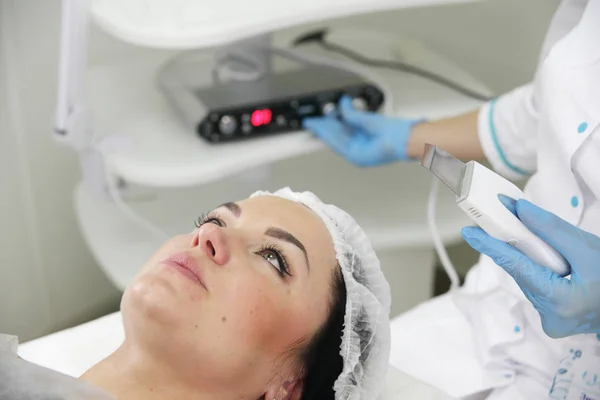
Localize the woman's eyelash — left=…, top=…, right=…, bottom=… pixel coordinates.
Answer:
left=257, top=244, right=292, bottom=278
left=194, top=212, right=225, bottom=228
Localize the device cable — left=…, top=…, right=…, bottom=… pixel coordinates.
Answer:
left=428, top=178, right=461, bottom=290
left=293, top=29, right=492, bottom=102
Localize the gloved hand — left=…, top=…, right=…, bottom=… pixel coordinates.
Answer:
left=302, top=96, right=423, bottom=166
left=462, top=196, right=600, bottom=339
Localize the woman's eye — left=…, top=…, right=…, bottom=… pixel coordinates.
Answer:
left=262, top=251, right=281, bottom=270
left=206, top=218, right=224, bottom=227
left=195, top=213, right=225, bottom=228
left=259, top=249, right=291, bottom=278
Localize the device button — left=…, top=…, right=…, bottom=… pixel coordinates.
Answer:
left=322, top=102, right=336, bottom=115
left=290, top=120, right=300, bottom=129
left=242, top=123, right=252, bottom=135
left=241, top=114, right=251, bottom=123
left=352, top=97, right=367, bottom=111
left=200, top=123, right=213, bottom=137
left=218, top=115, right=237, bottom=136
left=209, top=113, right=219, bottom=122
left=276, top=115, right=287, bottom=126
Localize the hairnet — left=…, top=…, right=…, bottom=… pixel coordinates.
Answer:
left=250, top=187, right=391, bottom=400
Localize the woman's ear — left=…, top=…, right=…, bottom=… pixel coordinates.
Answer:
left=288, top=380, right=303, bottom=400
left=264, top=379, right=303, bottom=400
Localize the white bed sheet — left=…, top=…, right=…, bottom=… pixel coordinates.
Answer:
left=18, top=312, right=454, bottom=399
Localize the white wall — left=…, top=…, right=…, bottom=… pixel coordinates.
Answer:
left=0, top=23, right=51, bottom=342
left=0, top=1, right=121, bottom=342
left=0, top=0, right=559, bottom=341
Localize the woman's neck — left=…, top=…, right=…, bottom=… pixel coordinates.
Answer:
left=79, top=342, right=240, bottom=400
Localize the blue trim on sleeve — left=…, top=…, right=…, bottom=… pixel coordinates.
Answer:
left=488, top=99, right=530, bottom=176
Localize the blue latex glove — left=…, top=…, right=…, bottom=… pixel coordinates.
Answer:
left=462, top=196, right=600, bottom=338
left=302, top=96, right=423, bottom=166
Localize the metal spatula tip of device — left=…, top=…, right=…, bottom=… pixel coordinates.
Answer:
left=420, top=143, right=436, bottom=169
left=419, top=144, right=466, bottom=196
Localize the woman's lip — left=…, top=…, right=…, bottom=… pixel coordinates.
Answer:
left=161, top=252, right=207, bottom=290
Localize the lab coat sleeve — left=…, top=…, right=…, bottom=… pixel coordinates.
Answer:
left=477, top=83, right=539, bottom=181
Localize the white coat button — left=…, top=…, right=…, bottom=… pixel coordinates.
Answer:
left=571, top=196, right=579, bottom=208
left=513, top=325, right=521, bottom=333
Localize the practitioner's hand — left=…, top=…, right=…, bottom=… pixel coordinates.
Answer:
left=303, top=96, right=423, bottom=166
left=462, top=197, right=600, bottom=339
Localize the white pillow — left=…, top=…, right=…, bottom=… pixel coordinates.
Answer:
left=18, top=312, right=454, bottom=399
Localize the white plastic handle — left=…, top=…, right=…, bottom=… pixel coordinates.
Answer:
left=458, top=163, right=570, bottom=276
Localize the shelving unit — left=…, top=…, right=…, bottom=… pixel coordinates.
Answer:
left=66, top=1, right=491, bottom=314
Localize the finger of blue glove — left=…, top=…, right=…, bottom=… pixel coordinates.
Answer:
left=462, top=226, right=563, bottom=299
left=515, top=199, right=600, bottom=279
left=303, top=116, right=354, bottom=156
left=498, top=194, right=517, bottom=217
left=338, top=96, right=382, bottom=133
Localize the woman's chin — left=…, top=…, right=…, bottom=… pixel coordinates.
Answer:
left=122, top=274, right=187, bottom=327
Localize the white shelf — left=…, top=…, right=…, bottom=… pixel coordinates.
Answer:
left=75, top=152, right=473, bottom=291
left=87, top=30, right=491, bottom=188
left=90, top=0, right=481, bottom=49
left=80, top=29, right=489, bottom=291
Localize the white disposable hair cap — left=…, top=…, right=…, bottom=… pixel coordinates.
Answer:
left=250, top=187, right=392, bottom=400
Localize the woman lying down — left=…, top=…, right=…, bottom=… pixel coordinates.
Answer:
left=0, top=188, right=391, bottom=400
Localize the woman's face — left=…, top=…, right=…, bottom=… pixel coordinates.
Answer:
left=120, top=195, right=338, bottom=398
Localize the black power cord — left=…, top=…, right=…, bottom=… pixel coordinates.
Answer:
left=293, top=29, right=492, bottom=102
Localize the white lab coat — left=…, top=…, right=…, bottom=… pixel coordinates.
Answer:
left=389, top=1, right=600, bottom=399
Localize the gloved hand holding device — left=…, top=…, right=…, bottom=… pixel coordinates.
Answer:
left=302, top=95, right=423, bottom=166
left=462, top=196, right=600, bottom=339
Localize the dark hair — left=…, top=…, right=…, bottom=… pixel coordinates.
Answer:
left=299, top=265, right=347, bottom=400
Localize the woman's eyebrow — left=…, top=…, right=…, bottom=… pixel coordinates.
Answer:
left=218, top=202, right=241, bottom=217
left=265, top=227, right=310, bottom=273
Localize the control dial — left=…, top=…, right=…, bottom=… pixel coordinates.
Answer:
left=322, top=102, right=336, bottom=115
left=351, top=97, right=368, bottom=111
left=218, top=115, right=237, bottom=136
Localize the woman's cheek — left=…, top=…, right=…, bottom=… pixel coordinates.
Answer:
left=223, top=278, right=289, bottom=348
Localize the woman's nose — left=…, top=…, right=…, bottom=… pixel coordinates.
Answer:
left=191, top=224, right=230, bottom=266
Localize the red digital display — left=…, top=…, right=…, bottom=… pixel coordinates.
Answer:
left=251, top=109, right=272, bottom=127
